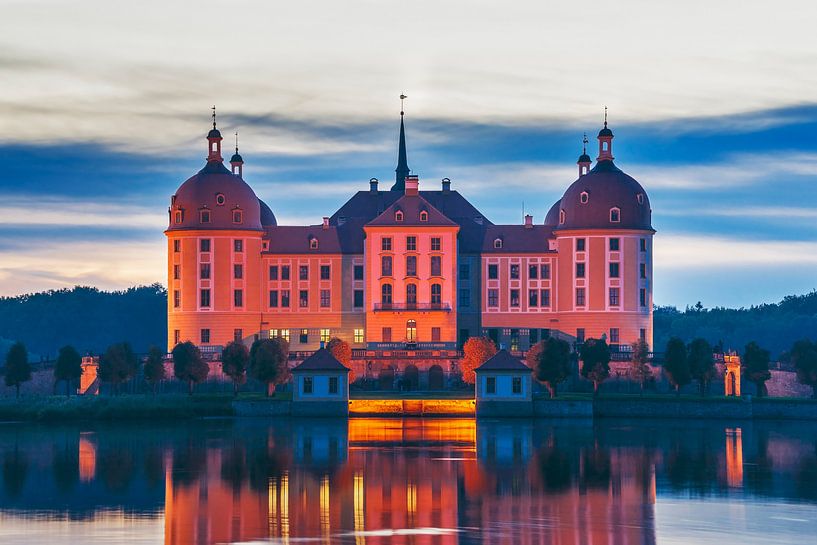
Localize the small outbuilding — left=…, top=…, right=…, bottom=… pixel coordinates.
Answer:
left=474, top=349, right=533, bottom=417
left=291, top=348, right=350, bottom=416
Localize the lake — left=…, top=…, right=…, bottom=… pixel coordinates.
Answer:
left=0, top=417, right=815, bottom=544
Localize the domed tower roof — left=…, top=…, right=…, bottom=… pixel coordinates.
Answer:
left=544, top=199, right=561, bottom=226
left=259, top=198, right=278, bottom=227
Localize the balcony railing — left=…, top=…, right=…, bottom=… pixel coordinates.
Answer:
left=373, top=302, right=451, bottom=312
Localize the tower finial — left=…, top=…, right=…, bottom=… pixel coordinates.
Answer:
left=400, top=93, right=407, bottom=116
left=583, top=132, right=588, bottom=154
left=212, top=105, right=217, bottom=129
left=392, top=95, right=410, bottom=190
left=235, top=131, right=239, bottom=154
left=603, top=105, right=608, bottom=128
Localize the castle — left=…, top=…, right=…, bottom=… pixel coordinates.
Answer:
left=166, top=108, right=654, bottom=386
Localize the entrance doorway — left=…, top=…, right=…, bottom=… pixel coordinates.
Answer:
left=428, top=365, right=444, bottom=390
left=379, top=366, right=395, bottom=390
left=403, top=365, right=419, bottom=391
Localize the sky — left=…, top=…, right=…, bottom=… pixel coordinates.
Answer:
left=0, top=0, right=816, bottom=307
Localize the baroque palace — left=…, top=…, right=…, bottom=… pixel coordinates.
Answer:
left=166, top=108, right=654, bottom=386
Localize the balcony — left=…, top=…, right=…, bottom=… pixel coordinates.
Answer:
left=373, top=303, right=451, bottom=312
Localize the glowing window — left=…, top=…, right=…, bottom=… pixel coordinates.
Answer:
left=320, top=328, right=331, bottom=342
left=216, top=193, right=226, bottom=206
left=580, top=191, right=589, bottom=204
left=406, top=320, right=417, bottom=342
left=354, top=328, right=364, bottom=343
left=610, top=207, right=620, bottom=223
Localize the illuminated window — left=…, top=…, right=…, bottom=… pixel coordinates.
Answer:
left=406, top=236, right=417, bottom=251
left=431, top=284, right=442, bottom=305
left=494, top=238, right=503, bottom=249
left=216, top=193, right=226, bottom=206
left=354, top=328, right=364, bottom=343
left=201, top=329, right=210, bottom=344
left=580, top=191, right=589, bottom=204
left=234, top=289, right=243, bottom=307
left=406, top=320, right=417, bottom=342
left=309, top=238, right=319, bottom=250
left=420, top=210, right=428, bottom=222
left=174, top=210, right=183, bottom=224
left=200, top=209, right=211, bottom=223
left=232, top=209, right=243, bottom=224
left=320, top=329, right=331, bottom=343
left=381, top=284, right=392, bottom=305
left=609, top=287, right=620, bottom=306
left=382, top=237, right=392, bottom=251
left=320, top=289, right=330, bottom=307
left=610, top=207, right=620, bottom=223
left=270, top=329, right=290, bottom=342
left=576, top=288, right=585, bottom=306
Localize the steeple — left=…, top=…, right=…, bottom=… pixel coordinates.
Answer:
left=577, top=133, right=592, bottom=176
left=392, top=94, right=410, bottom=191
left=207, top=105, right=223, bottom=163
left=230, top=131, right=244, bottom=176
left=597, top=106, right=614, bottom=162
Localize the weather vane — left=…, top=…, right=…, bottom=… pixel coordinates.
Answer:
left=603, top=105, right=608, bottom=127
left=212, top=105, right=217, bottom=129
left=235, top=131, right=239, bottom=153
left=400, top=94, right=407, bottom=115
left=583, top=132, right=588, bottom=153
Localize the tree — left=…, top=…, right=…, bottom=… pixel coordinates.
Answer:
left=250, top=337, right=290, bottom=396
left=143, top=345, right=166, bottom=395
left=172, top=341, right=209, bottom=395
left=791, top=339, right=817, bottom=399
left=663, top=336, right=690, bottom=396
left=742, top=341, right=771, bottom=397
left=99, top=342, right=138, bottom=395
left=579, top=338, right=611, bottom=396
left=528, top=338, right=572, bottom=398
left=3, top=342, right=31, bottom=398
left=687, top=338, right=715, bottom=396
left=54, top=345, right=82, bottom=397
left=221, top=341, right=250, bottom=396
left=629, top=339, right=652, bottom=395
left=460, top=337, right=497, bottom=384
left=326, top=337, right=354, bottom=382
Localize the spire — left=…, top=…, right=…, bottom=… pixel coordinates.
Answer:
left=206, top=106, right=223, bottom=162
left=230, top=131, right=244, bottom=176
left=577, top=133, right=592, bottom=176
left=392, top=94, right=410, bottom=191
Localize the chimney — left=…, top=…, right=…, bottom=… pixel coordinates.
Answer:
left=405, top=174, right=419, bottom=196
left=369, top=177, right=378, bottom=194
left=524, top=214, right=533, bottom=228
left=441, top=177, right=451, bottom=193
left=322, top=217, right=329, bottom=229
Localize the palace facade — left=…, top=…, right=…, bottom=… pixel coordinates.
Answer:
left=165, top=110, right=654, bottom=377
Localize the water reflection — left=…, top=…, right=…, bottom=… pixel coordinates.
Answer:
left=0, top=418, right=816, bottom=544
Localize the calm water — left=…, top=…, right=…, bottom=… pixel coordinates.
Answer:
left=0, top=417, right=816, bottom=545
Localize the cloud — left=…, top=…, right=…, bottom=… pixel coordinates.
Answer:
left=655, top=235, right=817, bottom=269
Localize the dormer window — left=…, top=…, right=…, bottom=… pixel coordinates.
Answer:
left=494, top=238, right=503, bottom=249
left=216, top=193, right=226, bottom=206
left=200, top=209, right=211, bottom=223
left=309, top=237, right=319, bottom=250
left=610, top=207, right=620, bottom=223
left=174, top=210, right=183, bottom=224
left=395, top=210, right=404, bottom=222
left=232, top=209, right=243, bottom=224
left=637, top=193, right=645, bottom=205
left=580, top=191, right=589, bottom=204
left=559, top=209, right=566, bottom=224
left=420, top=210, right=428, bottom=222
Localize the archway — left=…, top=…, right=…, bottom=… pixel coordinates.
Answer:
left=403, top=365, right=419, bottom=391
left=378, top=366, right=395, bottom=390
left=428, top=365, right=444, bottom=390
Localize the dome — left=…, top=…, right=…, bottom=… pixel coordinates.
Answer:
left=577, top=152, right=592, bottom=163
left=598, top=126, right=613, bottom=137
left=259, top=198, right=278, bottom=226
left=168, top=161, right=262, bottom=230
left=230, top=152, right=243, bottom=163
left=208, top=128, right=222, bottom=139
left=544, top=199, right=561, bottom=225
left=557, top=160, right=652, bottom=231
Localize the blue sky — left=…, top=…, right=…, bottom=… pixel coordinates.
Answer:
left=0, top=0, right=816, bottom=307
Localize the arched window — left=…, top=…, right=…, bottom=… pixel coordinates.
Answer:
left=609, top=207, right=620, bottom=223
left=420, top=210, right=428, bottom=222
left=580, top=191, right=589, bottom=204
left=215, top=193, right=226, bottom=206
left=431, top=283, right=442, bottom=306
left=232, top=209, right=243, bottom=224
left=637, top=193, right=645, bottom=205
left=309, top=237, right=319, bottom=250
left=559, top=209, right=565, bottom=224
left=395, top=210, right=404, bottom=222
left=381, top=284, right=392, bottom=306
left=174, top=210, right=183, bottom=224
left=406, top=284, right=417, bottom=306
left=406, top=319, right=417, bottom=342
left=494, top=238, right=503, bottom=249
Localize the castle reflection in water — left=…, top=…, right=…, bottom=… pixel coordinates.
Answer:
left=1, top=418, right=817, bottom=544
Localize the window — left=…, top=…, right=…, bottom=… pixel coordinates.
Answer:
left=488, top=264, right=498, bottom=279
left=320, top=289, right=330, bottom=307
left=559, top=209, right=565, bottom=224
left=200, top=263, right=211, bottom=279
left=540, top=264, right=550, bottom=279
left=232, top=209, right=243, bottom=224
left=281, top=265, right=290, bottom=280
left=576, top=288, right=585, bottom=306
left=234, top=289, right=243, bottom=307
left=640, top=263, right=647, bottom=279
left=406, top=284, right=417, bottom=305
left=269, top=290, right=278, bottom=307
left=640, top=288, right=647, bottom=307
left=459, top=264, right=470, bottom=280
left=271, top=329, right=290, bottom=342
left=201, top=329, right=210, bottom=344
left=299, top=329, right=309, bottom=343
left=609, top=238, right=620, bottom=251
left=541, top=289, right=551, bottom=307
left=637, top=193, right=645, bottom=205
left=486, top=377, right=496, bottom=394
left=173, top=290, right=180, bottom=308
left=200, top=209, right=211, bottom=223
left=353, top=290, right=364, bottom=308
left=640, top=238, right=647, bottom=252
left=512, top=377, right=522, bottom=394
left=281, top=291, right=290, bottom=307
left=431, top=256, right=442, bottom=276
left=510, top=264, right=520, bottom=279
left=234, top=264, right=243, bottom=279
left=200, top=239, right=211, bottom=252
left=299, top=265, right=309, bottom=280
left=234, top=329, right=243, bottom=342
left=510, top=289, right=520, bottom=307
left=309, top=238, right=318, bottom=250
left=395, top=210, right=404, bottom=222
left=459, top=288, right=470, bottom=307
left=320, top=265, right=330, bottom=280
left=381, top=255, right=393, bottom=276
left=173, top=265, right=180, bottom=280
left=431, top=237, right=441, bottom=251
left=321, top=329, right=331, bottom=343
left=200, top=289, right=211, bottom=307
left=528, top=264, right=538, bottom=279
left=609, top=287, right=620, bottom=306
left=329, top=376, right=339, bottom=394
left=215, top=193, right=225, bottom=206
left=431, top=327, right=441, bottom=342
left=420, top=210, right=428, bottom=222
left=174, top=240, right=181, bottom=253
left=488, top=289, right=499, bottom=307
left=406, top=320, right=417, bottom=342
left=381, top=237, right=392, bottom=251
left=576, top=328, right=585, bottom=343
left=406, top=236, right=416, bottom=251
left=174, top=330, right=180, bottom=345
left=269, top=265, right=279, bottom=280
left=303, top=377, right=313, bottom=394
left=354, top=265, right=364, bottom=280
left=299, top=290, right=309, bottom=307
left=354, top=328, right=364, bottom=343
left=576, top=263, right=585, bottom=278
left=382, top=327, right=392, bottom=342
left=494, top=238, right=503, bottom=249
left=640, top=328, right=646, bottom=340
left=174, top=210, right=182, bottom=224
left=381, top=284, right=392, bottom=305
left=576, top=238, right=585, bottom=252
left=609, top=262, right=620, bottom=278
left=580, top=191, right=589, bottom=204
left=234, top=239, right=243, bottom=252
left=406, top=255, right=417, bottom=276
left=610, top=208, right=620, bottom=223
left=431, top=284, right=442, bottom=305
left=610, top=328, right=620, bottom=343
left=529, top=290, right=538, bottom=307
